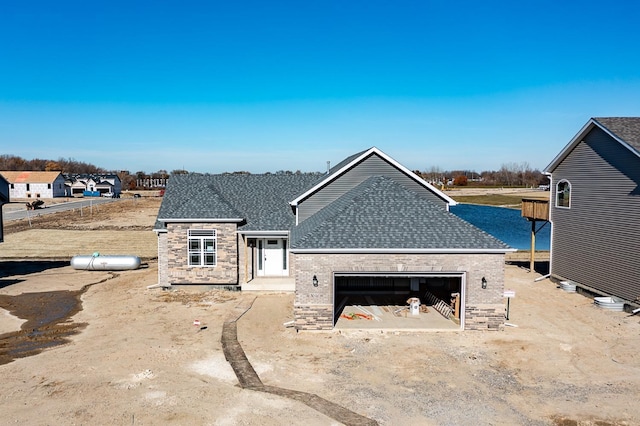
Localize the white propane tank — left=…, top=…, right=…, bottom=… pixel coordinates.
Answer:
left=71, top=254, right=141, bottom=271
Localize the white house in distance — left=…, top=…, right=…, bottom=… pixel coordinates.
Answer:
left=64, top=174, right=122, bottom=197
left=0, top=171, right=66, bottom=199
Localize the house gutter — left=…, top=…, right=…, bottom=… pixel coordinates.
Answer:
left=158, top=218, right=244, bottom=223
left=289, top=248, right=517, bottom=254
left=237, top=230, right=289, bottom=237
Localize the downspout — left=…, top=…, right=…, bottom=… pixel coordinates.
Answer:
left=544, top=171, right=554, bottom=278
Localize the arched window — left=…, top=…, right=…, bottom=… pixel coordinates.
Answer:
left=556, top=180, right=571, bottom=208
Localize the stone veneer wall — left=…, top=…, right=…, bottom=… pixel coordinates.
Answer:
left=292, top=252, right=506, bottom=331
left=157, top=231, right=168, bottom=287
left=237, top=234, right=249, bottom=284
left=166, top=222, right=239, bottom=285
left=464, top=305, right=505, bottom=330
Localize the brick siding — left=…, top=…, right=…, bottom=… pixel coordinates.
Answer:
left=292, top=252, right=505, bottom=331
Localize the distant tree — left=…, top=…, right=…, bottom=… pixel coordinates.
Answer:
left=171, top=169, right=189, bottom=175
left=153, top=169, right=170, bottom=179
left=423, top=166, right=444, bottom=184
left=453, top=175, right=468, bottom=186
left=0, top=155, right=26, bottom=170
left=118, top=170, right=135, bottom=190
left=30, top=158, right=47, bottom=170
left=0, top=155, right=104, bottom=174
left=57, top=157, right=104, bottom=174
left=45, top=161, right=62, bottom=171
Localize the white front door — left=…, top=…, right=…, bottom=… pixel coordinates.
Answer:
left=258, top=238, right=288, bottom=276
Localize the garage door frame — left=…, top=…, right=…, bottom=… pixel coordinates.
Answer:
left=333, top=271, right=466, bottom=330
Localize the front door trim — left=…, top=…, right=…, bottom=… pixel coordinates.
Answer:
left=257, top=237, right=289, bottom=277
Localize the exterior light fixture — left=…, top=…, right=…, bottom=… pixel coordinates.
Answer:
left=481, top=277, right=487, bottom=289
left=312, top=275, right=318, bottom=287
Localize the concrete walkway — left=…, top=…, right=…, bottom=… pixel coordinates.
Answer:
left=221, top=296, right=378, bottom=426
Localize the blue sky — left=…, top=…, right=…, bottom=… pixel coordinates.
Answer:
left=1, top=1, right=639, bottom=174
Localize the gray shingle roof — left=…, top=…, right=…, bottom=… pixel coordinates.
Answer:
left=291, top=176, right=511, bottom=251
left=593, top=117, right=640, bottom=153
left=156, top=173, right=321, bottom=231
left=327, top=148, right=370, bottom=176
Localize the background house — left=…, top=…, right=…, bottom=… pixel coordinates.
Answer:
left=544, top=117, right=640, bottom=308
left=64, top=174, right=122, bottom=197
left=156, top=148, right=515, bottom=331
left=0, top=171, right=66, bottom=199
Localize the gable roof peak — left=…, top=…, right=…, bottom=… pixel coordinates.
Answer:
left=544, top=117, right=640, bottom=173
left=290, top=147, right=456, bottom=207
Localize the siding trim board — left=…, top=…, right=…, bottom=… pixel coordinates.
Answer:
left=545, top=118, right=640, bottom=173
left=237, top=231, right=289, bottom=237
left=291, top=248, right=515, bottom=254
left=294, top=153, right=453, bottom=224
left=289, top=147, right=456, bottom=209
left=159, top=218, right=244, bottom=223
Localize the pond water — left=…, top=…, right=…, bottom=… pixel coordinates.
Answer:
left=450, top=204, right=550, bottom=251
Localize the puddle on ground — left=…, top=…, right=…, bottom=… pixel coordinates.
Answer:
left=0, top=263, right=118, bottom=366
left=0, top=289, right=87, bottom=365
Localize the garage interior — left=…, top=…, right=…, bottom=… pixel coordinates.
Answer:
left=334, top=273, right=463, bottom=330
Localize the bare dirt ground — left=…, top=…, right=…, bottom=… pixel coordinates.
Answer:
left=444, top=187, right=549, bottom=198
left=1, top=194, right=639, bottom=425
left=0, top=197, right=160, bottom=259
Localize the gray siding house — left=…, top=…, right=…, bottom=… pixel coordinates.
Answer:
left=155, top=147, right=515, bottom=330
left=544, top=117, right=640, bottom=306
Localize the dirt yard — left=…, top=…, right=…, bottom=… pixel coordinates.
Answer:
left=0, top=197, right=161, bottom=259
left=1, top=195, right=639, bottom=425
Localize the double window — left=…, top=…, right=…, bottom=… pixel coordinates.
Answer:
left=188, top=229, right=216, bottom=267
left=556, top=180, right=571, bottom=208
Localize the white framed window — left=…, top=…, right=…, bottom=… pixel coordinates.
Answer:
left=556, top=180, right=571, bottom=208
left=188, top=229, right=217, bottom=267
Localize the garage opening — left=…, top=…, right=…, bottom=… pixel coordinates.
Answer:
left=334, top=273, right=464, bottom=330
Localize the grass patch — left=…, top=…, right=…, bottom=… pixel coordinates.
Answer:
left=452, top=194, right=526, bottom=207
left=452, top=192, right=549, bottom=207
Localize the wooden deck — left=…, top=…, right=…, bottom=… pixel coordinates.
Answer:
left=521, top=198, right=549, bottom=221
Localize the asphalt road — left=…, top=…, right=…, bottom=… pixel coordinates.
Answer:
left=3, top=198, right=119, bottom=221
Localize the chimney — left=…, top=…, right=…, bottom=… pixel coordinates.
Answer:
left=326, top=161, right=331, bottom=174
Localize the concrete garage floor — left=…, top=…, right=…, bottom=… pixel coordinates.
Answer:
left=335, top=296, right=461, bottom=331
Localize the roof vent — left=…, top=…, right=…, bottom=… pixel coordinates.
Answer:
left=326, top=161, right=330, bottom=174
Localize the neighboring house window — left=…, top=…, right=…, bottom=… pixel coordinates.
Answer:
left=10, top=184, right=14, bottom=189
left=26, top=183, right=30, bottom=191
left=48, top=183, right=51, bottom=189
left=188, top=229, right=217, bottom=266
left=556, top=180, right=571, bottom=208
